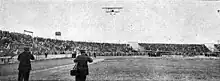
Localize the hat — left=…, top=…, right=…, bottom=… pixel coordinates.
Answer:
left=24, top=47, right=30, bottom=51
left=79, top=50, right=86, bottom=54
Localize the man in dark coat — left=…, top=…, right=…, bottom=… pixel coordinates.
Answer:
left=94, top=52, right=96, bottom=58
left=17, top=47, right=35, bottom=81
left=44, top=51, right=48, bottom=58
left=74, top=50, right=93, bottom=81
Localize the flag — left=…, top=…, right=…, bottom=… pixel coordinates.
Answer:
left=24, top=30, right=33, bottom=33
left=55, top=32, right=61, bottom=36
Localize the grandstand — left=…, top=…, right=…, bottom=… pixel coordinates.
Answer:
left=139, top=43, right=210, bottom=52
left=138, top=43, right=213, bottom=56
left=0, top=30, right=220, bottom=59
left=0, top=30, right=132, bottom=56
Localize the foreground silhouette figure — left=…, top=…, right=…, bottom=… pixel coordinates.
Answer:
left=74, top=50, right=93, bottom=81
left=17, top=47, right=35, bottom=81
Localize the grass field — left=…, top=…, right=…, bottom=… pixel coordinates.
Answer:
left=86, top=56, right=220, bottom=81
left=0, top=56, right=220, bottom=81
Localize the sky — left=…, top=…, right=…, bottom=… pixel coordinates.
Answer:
left=0, top=0, right=220, bottom=44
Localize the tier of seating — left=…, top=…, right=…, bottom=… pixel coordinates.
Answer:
left=138, top=43, right=211, bottom=53
left=0, top=30, right=132, bottom=56
left=0, top=30, right=217, bottom=57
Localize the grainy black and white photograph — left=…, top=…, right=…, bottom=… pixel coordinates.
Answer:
left=0, top=0, right=220, bottom=81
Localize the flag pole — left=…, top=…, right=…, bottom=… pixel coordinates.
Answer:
left=24, top=30, right=36, bottom=60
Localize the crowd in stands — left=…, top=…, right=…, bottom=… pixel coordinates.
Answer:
left=0, top=30, right=132, bottom=57
left=139, top=43, right=211, bottom=53
left=0, top=30, right=218, bottom=57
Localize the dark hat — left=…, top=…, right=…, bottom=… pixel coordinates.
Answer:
left=79, top=50, right=86, bottom=54
left=24, top=47, right=30, bottom=51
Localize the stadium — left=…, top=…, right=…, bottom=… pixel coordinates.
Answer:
left=0, top=0, right=220, bottom=81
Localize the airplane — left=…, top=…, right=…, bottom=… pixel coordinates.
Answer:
left=102, top=7, right=123, bottom=15
left=105, top=9, right=120, bottom=13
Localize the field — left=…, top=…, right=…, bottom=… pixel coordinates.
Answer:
left=0, top=56, right=220, bottom=81
left=86, top=56, right=220, bottom=81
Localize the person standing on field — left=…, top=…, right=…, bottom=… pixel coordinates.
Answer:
left=74, top=50, right=93, bottom=81
left=94, top=52, right=96, bottom=58
left=17, top=47, right=35, bottom=81
left=44, top=51, right=48, bottom=58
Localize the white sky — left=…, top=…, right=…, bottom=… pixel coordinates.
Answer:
left=0, top=0, right=220, bottom=44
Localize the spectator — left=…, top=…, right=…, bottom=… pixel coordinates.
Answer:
left=17, top=47, right=35, bottom=81
left=94, top=52, right=96, bottom=58
left=45, top=52, right=48, bottom=58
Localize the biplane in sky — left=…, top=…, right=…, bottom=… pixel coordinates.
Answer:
left=102, top=7, right=123, bottom=15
